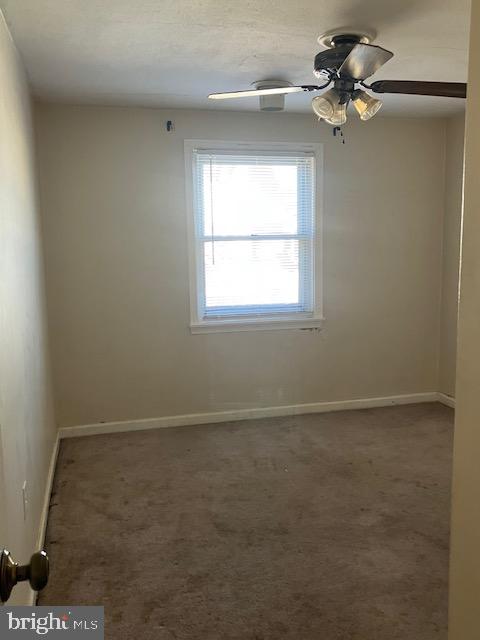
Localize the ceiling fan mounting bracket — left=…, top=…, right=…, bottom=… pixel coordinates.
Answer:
left=317, top=29, right=376, bottom=49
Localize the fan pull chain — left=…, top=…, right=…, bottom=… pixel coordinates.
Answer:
left=333, top=126, right=346, bottom=144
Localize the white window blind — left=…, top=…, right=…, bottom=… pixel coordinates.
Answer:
left=190, top=147, right=317, bottom=327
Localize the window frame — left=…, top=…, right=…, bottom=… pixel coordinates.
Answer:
left=184, top=139, right=324, bottom=334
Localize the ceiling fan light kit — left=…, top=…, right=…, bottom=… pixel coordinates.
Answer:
left=352, top=89, right=383, bottom=121
left=312, top=89, right=347, bottom=125
left=207, top=30, right=467, bottom=126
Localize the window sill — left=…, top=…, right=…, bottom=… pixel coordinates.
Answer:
left=190, top=316, right=323, bottom=334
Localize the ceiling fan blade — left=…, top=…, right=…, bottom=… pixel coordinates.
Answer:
left=339, top=44, right=393, bottom=80
left=208, top=86, right=318, bottom=100
left=369, top=80, right=467, bottom=98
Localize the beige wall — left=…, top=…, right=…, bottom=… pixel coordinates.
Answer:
left=0, top=14, right=56, bottom=603
left=35, top=104, right=447, bottom=428
left=439, top=115, right=465, bottom=398
left=449, top=0, right=480, bottom=636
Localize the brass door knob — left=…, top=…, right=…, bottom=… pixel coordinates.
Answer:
left=0, top=549, right=49, bottom=603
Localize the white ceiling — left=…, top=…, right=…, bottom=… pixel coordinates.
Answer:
left=0, top=0, right=471, bottom=117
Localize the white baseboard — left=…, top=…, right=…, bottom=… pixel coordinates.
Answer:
left=25, top=390, right=453, bottom=606
left=28, top=432, right=60, bottom=606
left=36, top=432, right=59, bottom=549
left=437, top=392, right=456, bottom=408
left=59, top=392, right=442, bottom=439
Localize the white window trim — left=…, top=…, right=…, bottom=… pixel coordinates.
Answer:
left=184, top=139, right=324, bottom=334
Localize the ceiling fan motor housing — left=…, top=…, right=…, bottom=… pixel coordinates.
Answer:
left=314, top=34, right=364, bottom=77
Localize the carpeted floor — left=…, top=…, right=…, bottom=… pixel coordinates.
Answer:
left=39, top=403, right=453, bottom=639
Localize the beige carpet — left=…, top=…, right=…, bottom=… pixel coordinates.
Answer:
left=39, top=403, right=453, bottom=639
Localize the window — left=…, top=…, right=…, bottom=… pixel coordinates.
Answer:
left=185, top=141, right=323, bottom=333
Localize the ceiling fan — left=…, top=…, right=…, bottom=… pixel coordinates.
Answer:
left=208, top=31, right=467, bottom=125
